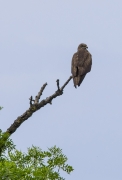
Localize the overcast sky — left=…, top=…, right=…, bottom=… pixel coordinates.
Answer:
left=1, top=1, right=122, bottom=179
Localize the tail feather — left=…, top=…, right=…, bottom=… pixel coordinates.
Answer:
left=78, top=74, right=86, bottom=86
left=73, top=75, right=86, bottom=87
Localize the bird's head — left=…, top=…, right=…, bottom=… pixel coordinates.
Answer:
left=78, top=43, right=88, bottom=50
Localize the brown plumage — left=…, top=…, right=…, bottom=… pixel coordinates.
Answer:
left=71, top=43, right=92, bottom=88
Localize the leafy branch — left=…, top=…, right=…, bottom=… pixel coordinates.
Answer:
left=0, top=107, right=3, bottom=110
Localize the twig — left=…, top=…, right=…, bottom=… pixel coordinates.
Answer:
left=56, top=79, right=60, bottom=91
left=29, top=96, right=34, bottom=106
left=34, top=83, right=47, bottom=104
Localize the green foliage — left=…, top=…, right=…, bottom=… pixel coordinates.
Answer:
left=0, top=132, right=73, bottom=179
left=0, top=106, right=3, bottom=110
left=0, top=130, right=15, bottom=158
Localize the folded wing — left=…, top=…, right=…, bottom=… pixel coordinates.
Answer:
left=71, top=48, right=92, bottom=87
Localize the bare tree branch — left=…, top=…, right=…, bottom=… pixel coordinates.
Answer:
left=60, top=76, right=72, bottom=91
left=6, top=76, right=72, bottom=136
left=34, top=83, right=47, bottom=104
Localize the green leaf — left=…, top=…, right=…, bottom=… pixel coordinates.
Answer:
left=0, top=133, right=74, bottom=179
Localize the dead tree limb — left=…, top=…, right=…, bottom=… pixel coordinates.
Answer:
left=0, top=76, right=72, bottom=156
left=0, top=76, right=72, bottom=155
left=6, top=76, right=72, bottom=136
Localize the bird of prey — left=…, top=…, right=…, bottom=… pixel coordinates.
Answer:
left=71, top=43, right=92, bottom=88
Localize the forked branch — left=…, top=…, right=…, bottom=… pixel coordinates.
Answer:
left=6, top=76, right=72, bottom=136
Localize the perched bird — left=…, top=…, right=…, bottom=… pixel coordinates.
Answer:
left=71, top=43, right=92, bottom=88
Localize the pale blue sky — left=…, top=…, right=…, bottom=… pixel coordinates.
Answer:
left=1, top=1, right=122, bottom=179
